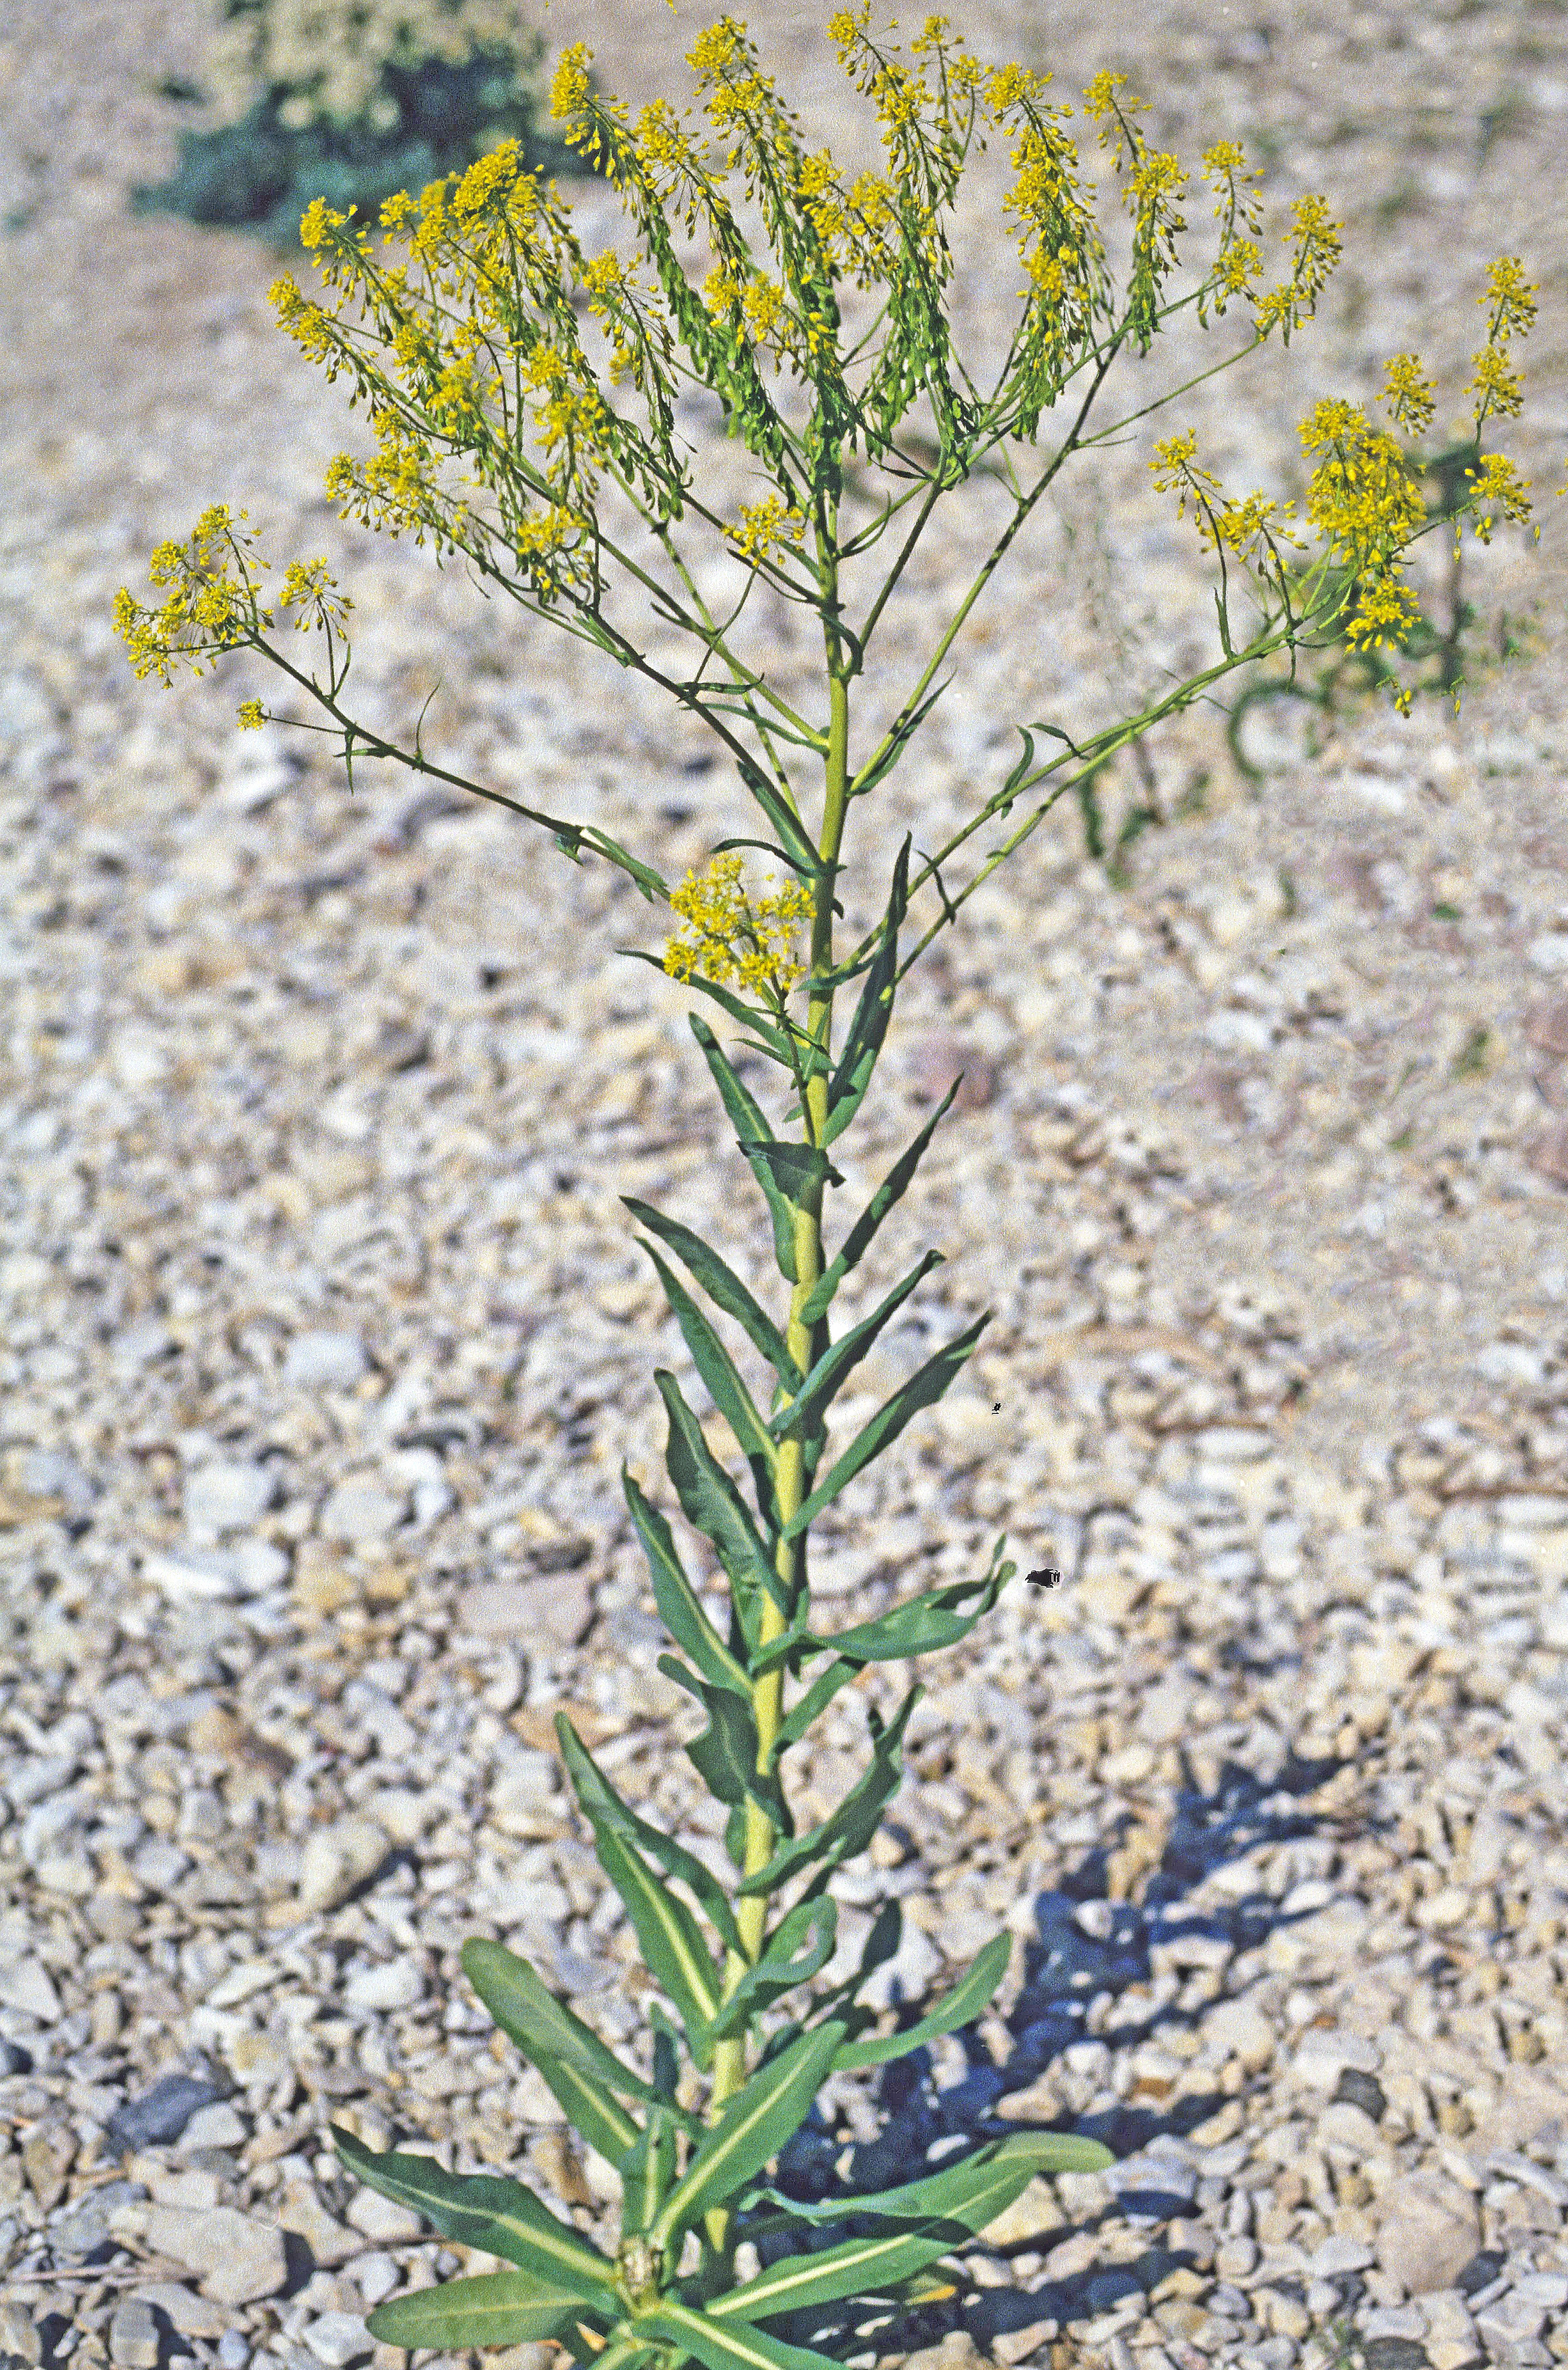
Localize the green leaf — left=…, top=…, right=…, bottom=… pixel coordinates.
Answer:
left=620, top=1197, right=803, bottom=1397
left=845, top=678, right=954, bottom=803
left=756, top=1549, right=1015, bottom=1680
left=619, top=2100, right=680, bottom=2241
left=740, top=2127, right=1115, bottom=2235
left=779, top=1311, right=992, bottom=1542
left=651, top=2019, right=848, bottom=2252
left=620, top=1467, right=753, bottom=1699
left=330, top=2125, right=619, bottom=2302
left=634, top=1237, right=782, bottom=1522
left=654, top=1370, right=793, bottom=1649
left=835, top=1931, right=1011, bottom=2070
left=703, top=2212, right=973, bottom=2327
left=687, top=1012, right=804, bottom=1279
left=731, top=751, right=833, bottom=886
left=796, top=1075, right=965, bottom=1328
left=768, top=1248, right=945, bottom=1447
left=639, top=2300, right=842, bottom=2370
left=817, top=832, right=910, bottom=1148
left=736, top=1688, right=921, bottom=1899
left=365, top=2273, right=611, bottom=2350
left=658, top=1659, right=794, bottom=1836
left=618, top=950, right=802, bottom=1071
left=555, top=1717, right=729, bottom=2062
left=739, top=1138, right=845, bottom=1224
left=588, top=1818, right=723, bottom=2071
left=705, top=1895, right=839, bottom=2044
left=459, top=1941, right=662, bottom=2167
left=769, top=1653, right=863, bottom=1757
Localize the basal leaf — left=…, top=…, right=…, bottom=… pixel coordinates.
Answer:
left=330, top=2125, right=619, bottom=2301
left=639, top=2300, right=840, bottom=2370
left=365, top=2273, right=609, bottom=2350
left=739, top=2127, right=1115, bottom=2235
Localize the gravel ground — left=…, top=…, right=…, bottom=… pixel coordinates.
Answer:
left=3, top=5, right=1568, bottom=2370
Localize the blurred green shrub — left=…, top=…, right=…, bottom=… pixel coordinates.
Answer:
left=130, top=0, right=615, bottom=259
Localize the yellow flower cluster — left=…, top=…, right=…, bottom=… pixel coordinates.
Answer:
left=662, top=853, right=815, bottom=1000
left=111, top=505, right=353, bottom=727
left=726, top=493, right=810, bottom=569
left=1251, top=193, right=1343, bottom=345
left=1464, top=255, right=1537, bottom=430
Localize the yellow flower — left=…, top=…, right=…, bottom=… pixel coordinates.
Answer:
left=727, top=493, right=809, bottom=568
left=1463, top=451, right=1534, bottom=545
left=663, top=852, right=815, bottom=999
left=236, top=700, right=268, bottom=730
left=1381, top=353, right=1435, bottom=439
left=1465, top=341, right=1525, bottom=427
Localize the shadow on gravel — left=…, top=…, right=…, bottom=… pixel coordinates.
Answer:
left=753, top=1735, right=1396, bottom=2366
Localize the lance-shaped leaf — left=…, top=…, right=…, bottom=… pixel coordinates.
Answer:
left=330, top=2125, right=620, bottom=2302
left=817, top=833, right=910, bottom=1148
left=768, top=1248, right=944, bottom=1447
left=365, top=2274, right=613, bottom=2352
left=650, top=2019, right=849, bottom=2252
left=655, top=1370, right=793, bottom=1648
left=634, top=1238, right=781, bottom=1523
left=737, top=1138, right=845, bottom=1234
left=621, top=1468, right=752, bottom=1698
left=619, top=2100, right=680, bottom=2241
left=769, top=1653, right=862, bottom=1758
left=779, top=1312, right=992, bottom=1544
left=835, top=1931, right=1011, bottom=2071
left=638, top=2301, right=841, bottom=2370
left=737, top=1689, right=921, bottom=1900
left=806, top=1899, right=902, bottom=2033
left=689, top=1012, right=803, bottom=1279
left=617, top=950, right=801, bottom=1073
left=738, top=2127, right=1115, bottom=2236
left=657, top=1659, right=794, bottom=1837
left=546, top=1730, right=746, bottom=1964
left=755, top=1552, right=1014, bottom=1680
left=555, top=1723, right=728, bottom=2064
left=705, top=1895, right=838, bottom=2045
left=796, top=1075, right=964, bottom=1329
left=590, top=1820, right=722, bottom=2072
left=620, top=1197, right=803, bottom=1396
left=845, top=677, right=954, bottom=803
left=731, top=751, right=832, bottom=887
left=459, top=1940, right=682, bottom=2167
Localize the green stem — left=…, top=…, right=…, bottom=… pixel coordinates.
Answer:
left=698, top=503, right=852, bottom=2276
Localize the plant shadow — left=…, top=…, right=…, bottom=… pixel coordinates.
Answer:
left=752, top=1734, right=1391, bottom=2366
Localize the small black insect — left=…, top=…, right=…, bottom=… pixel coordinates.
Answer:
left=1025, top=1568, right=1062, bottom=1589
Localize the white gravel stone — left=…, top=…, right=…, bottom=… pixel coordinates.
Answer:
left=284, top=1331, right=371, bottom=1389
left=182, top=1461, right=279, bottom=1534
left=296, top=1816, right=391, bottom=1914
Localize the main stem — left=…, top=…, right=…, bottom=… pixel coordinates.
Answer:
left=698, top=530, right=854, bottom=2278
